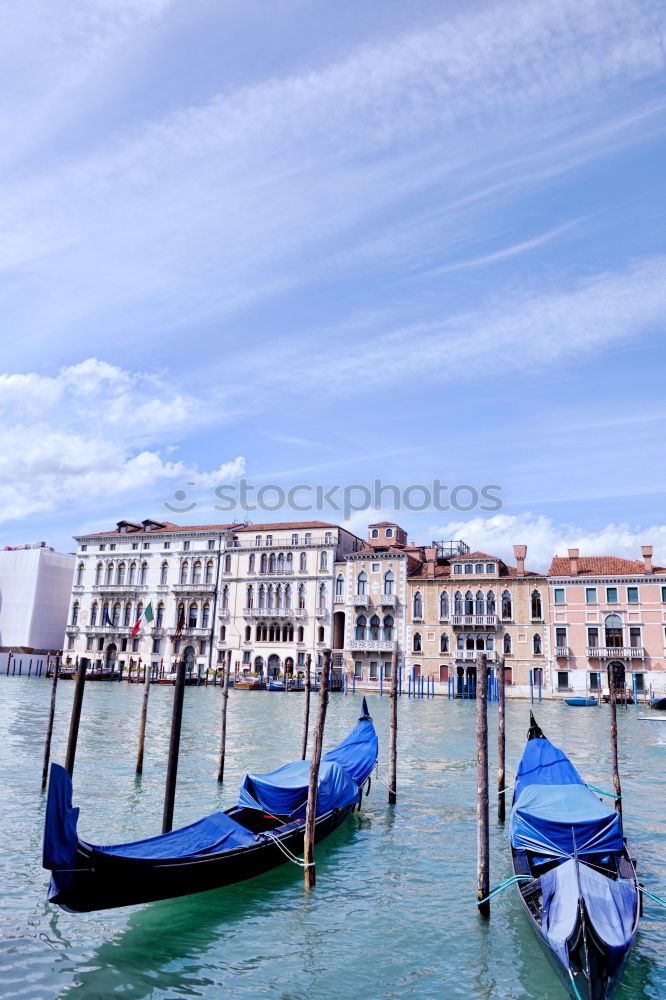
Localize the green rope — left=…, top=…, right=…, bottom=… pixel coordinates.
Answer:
left=568, top=971, right=585, bottom=1000
left=586, top=783, right=621, bottom=801
left=640, top=886, right=666, bottom=908
left=477, top=874, right=532, bottom=905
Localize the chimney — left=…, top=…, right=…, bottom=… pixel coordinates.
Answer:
left=568, top=548, right=579, bottom=575
left=641, top=545, right=653, bottom=574
left=513, top=544, right=527, bottom=577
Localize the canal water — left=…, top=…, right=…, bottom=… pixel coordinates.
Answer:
left=0, top=677, right=664, bottom=999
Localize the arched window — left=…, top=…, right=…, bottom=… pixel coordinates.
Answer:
left=192, top=561, right=202, bottom=585
left=269, top=553, right=276, bottom=573
left=94, top=563, right=103, bottom=585
left=76, top=563, right=84, bottom=586
left=476, top=635, right=485, bottom=650
left=440, top=591, right=449, bottom=618
left=241, top=624, right=249, bottom=641
left=371, top=528, right=379, bottom=539
left=221, top=585, right=229, bottom=610
left=156, top=603, right=164, bottom=628
left=248, top=554, right=255, bottom=572
left=357, top=571, right=368, bottom=595
left=464, top=591, right=474, bottom=615
left=457, top=634, right=465, bottom=650
left=255, top=624, right=262, bottom=641
left=487, top=590, right=496, bottom=615
left=355, top=615, right=367, bottom=640
left=336, top=573, right=344, bottom=596
left=202, top=604, right=210, bottom=628
left=112, top=602, right=121, bottom=627
left=277, top=552, right=284, bottom=573
left=188, top=603, right=198, bottom=629
left=475, top=590, right=484, bottom=615
left=486, top=634, right=494, bottom=650
left=533, top=633, right=542, bottom=654
left=320, top=551, right=327, bottom=570
left=106, top=562, right=114, bottom=584
left=140, top=562, right=148, bottom=585
left=267, top=584, right=274, bottom=609
left=501, top=590, right=512, bottom=619
left=90, top=603, right=98, bottom=626
left=176, top=602, right=185, bottom=627
left=220, top=624, right=227, bottom=641
left=454, top=590, right=463, bottom=614
left=258, top=584, right=265, bottom=609
left=160, top=561, right=168, bottom=585
left=128, top=562, right=136, bottom=585
left=475, top=563, right=483, bottom=574
left=370, top=615, right=380, bottom=640
left=318, top=626, right=325, bottom=643
left=123, top=602, right=132, bottom=626
left=298, top=584, right=306, bottom=609
left=386, top=528, right=393, bottom=538
left=413, top=632, right=422, bottom=652
left=260, top=553, right=267, bottom=573
left=384, top=570, right=394, bottom=595
left=413, top=591, right=423, bottom=618
left=116, top=562, right=125, bottom=585
left=531, top=589, right=542, bottom=620
left=605, top=614, right=623, bottom=647
left=297, top=626, right=304, bottom=642
left=503, top=633, right=512, bottom=654
left=300, top=552, right=307, bottom=571
left=319, top=583, right=326, bottom=609
left=71, top=602, right=79, bottom=626
left=268, top=624, right=276, bottom=643
left=440, top=632, right=449, bottom=652
left=384, top=615, right=394, bottom=640
left=285, top=552, right=293, bottom=573
left=224, top=553, right=231, bottom=573
left=180, top=561, right=188, bottom=584
left=205, top=560, right=214, bottom=583
left=276, top=584, right=283, bottom=609
left=285, top=584, right=292, bottom=609
left=247, top=584, right=254, bottom=608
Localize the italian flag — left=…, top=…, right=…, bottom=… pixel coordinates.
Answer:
left=132, top=602, right=154, bottom=636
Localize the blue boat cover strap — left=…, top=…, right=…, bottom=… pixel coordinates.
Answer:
left=511, top=783, right=624, bottom=856
left=541, top=858, right=637, bottom=974
left=322, top=717, right=378, bottom=787
left=239, top=759, right=359, bottom=817
left=89, top=811, right=258, bottom=861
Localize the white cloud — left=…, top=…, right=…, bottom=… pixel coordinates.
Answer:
left=0, top=359, right=244, bottom=524
left=424, top=513, right=666, bottom=572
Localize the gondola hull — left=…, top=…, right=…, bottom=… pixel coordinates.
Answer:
left=49, top=803, right=355, bottom=913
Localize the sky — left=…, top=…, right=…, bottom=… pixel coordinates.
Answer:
left=1, top=0, right=665, bottom=570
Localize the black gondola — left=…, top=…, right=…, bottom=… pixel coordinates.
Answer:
left=510, top=714, right=639, bottom=1000
left=651, top=696, right=666, bottom=710
left=43, top=699, right=378, bottom=913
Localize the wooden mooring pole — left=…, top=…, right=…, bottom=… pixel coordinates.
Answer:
left=497, top=655, right=506, bottom=823
left=388, top=652, right=398, bottom=804
left=41, top=655, right=60, bottom=790
left=476, top=652, right=490, bottom=916
left=609, top=664, right=623, bottom=817
left=303, top=649, right=331, bottom=889
left=162, top=660, right=186, bottom=833
left=135, top=651, right=152, bottom=775
left=217, top=649, right=232, bottom=783
left=64, top=657, right=88, bottom=777
left=300, top=653, right=312, bottom=760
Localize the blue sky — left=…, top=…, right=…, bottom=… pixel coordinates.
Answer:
left=1, top=0, right=665, bottom=569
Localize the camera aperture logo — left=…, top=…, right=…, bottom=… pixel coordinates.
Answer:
left=165, top=479, right=502, bottom=520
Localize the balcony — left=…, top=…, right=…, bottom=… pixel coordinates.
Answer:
left=242, top=607, right=306, bottom=619
left=315, top=607, right=327, bottom=618
left=351, top=594, right=370, bottom=606
left=334, top=594, right=344, bottom=604
left=348, top=639, right=397, bottom=652
left=378, top=593, right=397, bottom=607
left=555, top=646, right=572, bottom=658
left=587, top=646, right=645, bottom=660
left=167, top=626, right=210, bottom=637
left=455, top=649, right=497, bottom=662
left=229, top=535, right=335, bottom=550
left=218, top=608, right=230, bottom=618
left=451, top=614, right=498, bottom=628
left=92, top=584, right=148, bottom=594
left=172, top=582, right=216, bottom=594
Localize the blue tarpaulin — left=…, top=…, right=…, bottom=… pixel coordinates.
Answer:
left=322, top=717, right=378, bottom=787
left=238, top=759, right=359, bottom=817
left=43, top=764, right=80, bottom=871
left=510, top=737, right=624, bottom=857
left=541, top=858, right=637, bottom=974
left=90, top=811, right=258, bottom=861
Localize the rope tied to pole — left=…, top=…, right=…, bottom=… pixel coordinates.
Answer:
left=476, top=874, right=533, bottom=905
left=586, top=782, right=622, bottom=801
left=264, top=831, right=314, bottom=867
left=639, top=885, right=666, bottom=908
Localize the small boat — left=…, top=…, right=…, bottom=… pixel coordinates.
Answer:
left=564, top=697, right=598, bottom=707
left=43, top=699, right=378, bottom=913
left=510, top=714, right=639, bottom=1000
left=234, top=675, right=265, bottom=690
left=651, top=696, right=666, bottom=710
left=266, top=679, right=285, bottom=691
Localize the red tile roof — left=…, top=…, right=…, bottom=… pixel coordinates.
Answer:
left=235, top=521, right=339, bottom=532
left=448, top=550, right=499, bottom=561
left=549, top=556, right=666, bottom=577
left=82, top=521, right=243, bottom=537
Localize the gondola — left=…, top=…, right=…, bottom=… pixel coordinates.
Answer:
left=651, top=696, right=666, bottom=710
left=564, top=697, right=597, bottom=707
left=43, top=698, right=378, bottom=913
left=510, top=714, right=639, bottom=1000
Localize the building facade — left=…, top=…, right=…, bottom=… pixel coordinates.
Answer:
left=548, top=546, right=666, bottom=699
left=0, top=543, right=75, bottom=653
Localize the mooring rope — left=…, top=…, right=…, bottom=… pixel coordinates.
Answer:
left=476, top=874, right=533, bottom=905
left=639, top=885, right=666, bottom=908
left=586, top=782, right=621, bottom=801
left=568, top=970, right=585, bottom=1000
left=373, top=767, right=396, bottom=796
left=264, top=831, right=314, bottom=867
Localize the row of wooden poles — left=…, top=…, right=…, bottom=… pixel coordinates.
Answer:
left=475, top=654, right=624, bottom=916
left=41, top=650, right=400, bottom=889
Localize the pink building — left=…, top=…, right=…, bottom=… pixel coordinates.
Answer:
left=548, top=545, right=666, bottom=700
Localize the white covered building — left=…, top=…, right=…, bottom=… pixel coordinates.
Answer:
left=0, top=543, right=75, bottom=652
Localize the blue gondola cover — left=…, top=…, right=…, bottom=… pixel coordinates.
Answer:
left=90, top=811, right=258, bottom=860
left=322, top=717, right=378, bottom=787
left=43, top=764, right=80, bottom=870
left=239, top=759, right=360, bottom=817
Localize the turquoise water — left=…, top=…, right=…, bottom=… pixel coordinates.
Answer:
left=0, top=677, right=664, bottom=1000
